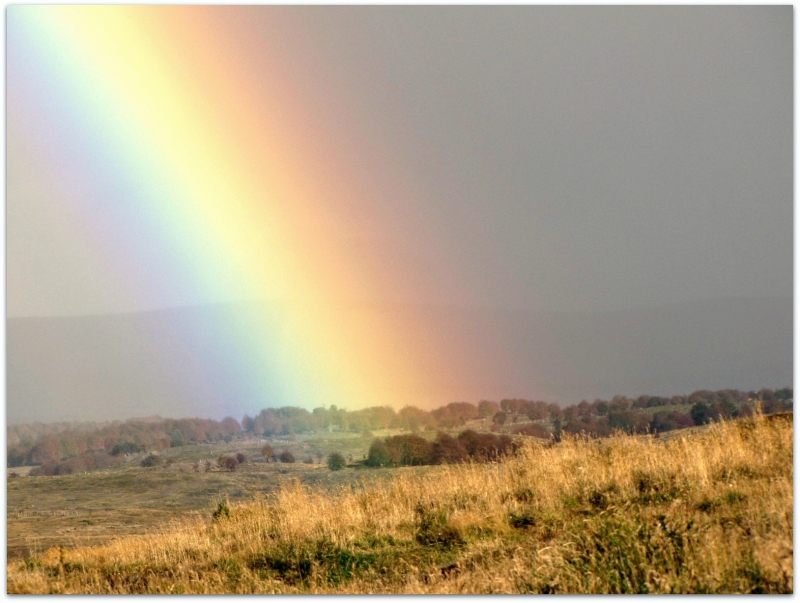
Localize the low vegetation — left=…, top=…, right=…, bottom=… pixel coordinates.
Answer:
left=327, top=452, right=346, bottom=471
left=366, top=431, right=515, bottom=467
left=8, top=412, right=792, bottom=593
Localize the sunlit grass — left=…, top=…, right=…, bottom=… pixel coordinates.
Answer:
left=8, top=412, right=792, bottom=593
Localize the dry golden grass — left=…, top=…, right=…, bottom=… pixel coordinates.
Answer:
left=8, top=412, right=792, bottom=593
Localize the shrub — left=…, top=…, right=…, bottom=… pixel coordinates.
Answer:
left=691, top=402, right=711, bottom=425
left=212, top=500, right=231, bottom=522
left=7, top=447, right=27, bottom=467
left=235, top=452, right=246, bottom=464
left=29, top=461, right=58, bottom=477
left=110, top=441, right=142, bottom=456
left=608, top=411, right=636, bottom=433
left=478, top=400, right=499, bottom=417
left=280, top=451, right=295, bottom=463
left=430, top=433, right=468, bottom=464
left=140, top=454, right=162, bottom=468
left=327, top=452, right=346, bottom=471
left=650, top=410, right=694, bottom=433
left=384, top=434, right=434, bottom=466
left=456, top=430, right=514, bottom=462
left=223, top=457, right=238, bottom=472
left=365, top=440, right=392, bottom=467
left=261, top=444, right=275, bottom=459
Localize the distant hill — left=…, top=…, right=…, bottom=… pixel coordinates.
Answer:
left=7, top=296, right=791, bottom=424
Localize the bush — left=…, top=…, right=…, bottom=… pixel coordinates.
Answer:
left=608, top=411, right=636, bottom=433
left=110, top=441, right=142, bottom=456
left=384, top=434, right=434, bottom=466
left=279, top=451, right=295, bottom=463
left=261, top=444, right=275, bottom=459
left=327, top=452, right=346, bottom=471
left=140, top=454, right=162, bottom=468
left=478, top=400, right=499, bottom=417
left=235, top=452, right=246, bottom=464
left=430, top=433, right=468, bottom=464
left=7, top=447, right=27, bottom=467
left=457, top=430, right=515, bottom=462
left=212, top=500, right=231, bottom=522
left=29, top=461, right=58, bottom=476
left=650, top=410, right=694, bottom=433
left=690, top=402, right=711, bottom=426
left=365, top=440, right=392, bottom=467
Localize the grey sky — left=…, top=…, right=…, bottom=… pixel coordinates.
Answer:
left=6, top=6, right=793, bottom=421
left=8, top=6, right=792, bottom=317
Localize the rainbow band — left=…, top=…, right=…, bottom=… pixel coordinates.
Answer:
left=9, top=6, right=443, bottom=411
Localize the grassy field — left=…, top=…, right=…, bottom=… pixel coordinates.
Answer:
left=7, top=412, right=792, bottom=594
left=7, top=429, right=435, bottom=559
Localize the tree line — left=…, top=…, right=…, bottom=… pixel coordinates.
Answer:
left=9, top=416, right=243, bottom=470
left=8, top=387, right=792, bottom=472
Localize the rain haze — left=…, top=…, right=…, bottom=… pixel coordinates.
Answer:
left=7, top=6, right=792, bottom=423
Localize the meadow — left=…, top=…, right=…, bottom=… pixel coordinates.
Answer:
left=7, top=429, right=422, bottom=559
left=7, top=412, right=792, bottom=594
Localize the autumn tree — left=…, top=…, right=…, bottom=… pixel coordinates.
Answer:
left=477, top=400, right=499, bottom=418
left=492, top=411, right=507, bottom=425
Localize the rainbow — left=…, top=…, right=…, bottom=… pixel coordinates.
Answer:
left=8, top=6, right=459, bottom=412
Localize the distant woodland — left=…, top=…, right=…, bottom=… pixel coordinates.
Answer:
left=7, top=387, right=792, bottom=475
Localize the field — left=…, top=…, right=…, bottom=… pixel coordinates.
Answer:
left=7, top=429, right=438, bottom=560
left=7, top=412, right=792, bottom=594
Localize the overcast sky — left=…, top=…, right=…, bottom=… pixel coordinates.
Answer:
left=8, top=6, right=792, bottom=317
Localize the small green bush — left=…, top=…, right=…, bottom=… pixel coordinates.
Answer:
left=140, top=454, right=162, bottom=467
left=327, top=452, right=346, bottom=471
left=365, top=441, right=391, bottom=467
left=111, top=441, right=142, bottom=456
left=212, top=500, right=231, bottom=522
left=509, top=510, right=536, bottom=529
